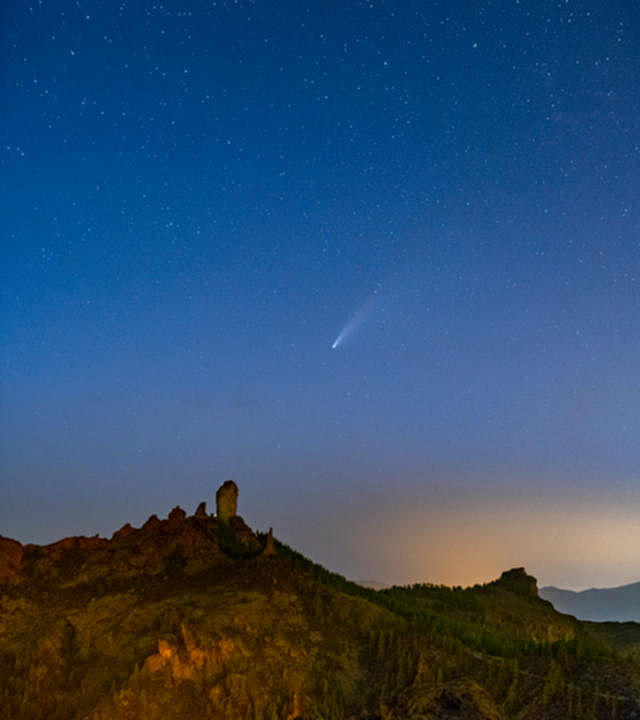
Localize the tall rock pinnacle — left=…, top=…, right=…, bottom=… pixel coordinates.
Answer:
left=216, top=480, right=238, bottom=521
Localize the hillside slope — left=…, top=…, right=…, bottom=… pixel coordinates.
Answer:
left=1, top=487, right=640, bottom=719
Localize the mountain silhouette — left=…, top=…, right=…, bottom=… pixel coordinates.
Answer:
left=541, top=582, right=640, bottom=622
left=1, top=482, right=640, bottom=719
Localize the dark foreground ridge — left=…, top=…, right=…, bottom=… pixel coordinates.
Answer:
left=1, top=482, right=640, bottom=719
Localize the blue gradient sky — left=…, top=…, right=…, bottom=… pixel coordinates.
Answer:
left=2, top=0, right=639, bottom=589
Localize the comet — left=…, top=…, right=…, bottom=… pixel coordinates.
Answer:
left=331, top=288, right=380, bottom=349
left=331, top=328, right=350, bottom=349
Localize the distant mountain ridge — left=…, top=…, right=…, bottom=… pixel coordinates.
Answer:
left=540, top=581, right=640, bottom=622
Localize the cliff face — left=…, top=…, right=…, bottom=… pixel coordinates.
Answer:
left=1, top=491, right=640, bottom=720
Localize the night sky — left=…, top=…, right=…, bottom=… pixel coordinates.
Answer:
left=2, top=0, right=640, bottom=590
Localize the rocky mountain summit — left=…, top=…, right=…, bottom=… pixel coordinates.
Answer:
left=2, top=482, right=640, bottom=720
left=0, top=480, right=268, bottom=590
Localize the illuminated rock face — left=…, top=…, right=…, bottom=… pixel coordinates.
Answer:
left=215, top=480, right=238, bottom=521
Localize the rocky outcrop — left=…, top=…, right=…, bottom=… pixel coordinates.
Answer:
left=495, top=567, right=538, bottom=597
left=167, top=506, right=186, bottom=530
left=143, top=514, right=161, bottom=531
left=112, top=523, right=136, bottom=541
left=215, top=480, right=238, bottom=521
left=0, top=483, right=269, bottom=590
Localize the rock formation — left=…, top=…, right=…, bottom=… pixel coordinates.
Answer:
left=167, top=506, right=186, bottom=530
left=495, top=567, right=538, bottom=597
left=112, top=523, right=135, bottom=541
left=215, top=480, right=238, bottom=521
left=143, top=514, right=161, bottom=531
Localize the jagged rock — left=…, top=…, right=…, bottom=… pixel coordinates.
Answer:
left=143, top=514, right=161, bottom=530
left=112, top=523, right=136, bottom=541
left=216, top=480, right=238, bottom=521
left=195, top=501, right=207, bottom=518
left=167, top=506, right=186, bottom=530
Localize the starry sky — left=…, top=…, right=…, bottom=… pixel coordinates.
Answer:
left=2, top=0, right=640, bottom=590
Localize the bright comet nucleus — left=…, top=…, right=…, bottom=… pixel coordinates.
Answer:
left=331, top=288, right=381, bottom=350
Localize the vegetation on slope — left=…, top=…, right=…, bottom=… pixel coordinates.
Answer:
left=1, top=504, right=639, bottom=719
